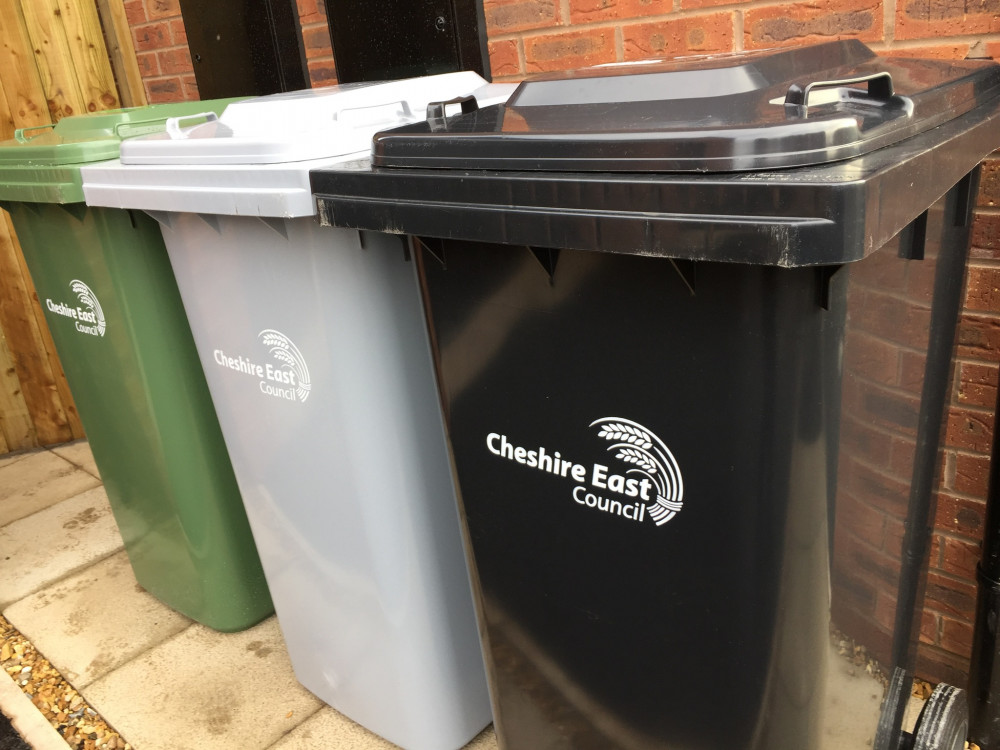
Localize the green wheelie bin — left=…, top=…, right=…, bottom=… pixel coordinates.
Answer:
left=0, top=103, right=273, bottom=631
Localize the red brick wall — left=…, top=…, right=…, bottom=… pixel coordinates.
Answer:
left=123, top=0, right=335, bottom=104
left=483, top=0, right=1000, bottom=79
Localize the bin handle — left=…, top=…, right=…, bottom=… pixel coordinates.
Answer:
left=164, top=111, right=219, bottom=140
left=333, top=100, right=413, bottom=127
left=113, top=116, right=183, bottom=139
left=784, top=71, right=894, bottom=108
left=14, top=123, right=55, bottom=143
left=426, top=95, right=480, bottom=132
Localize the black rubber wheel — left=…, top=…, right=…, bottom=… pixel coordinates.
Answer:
left=875, top=667, right=911, bottom=750
left=912, top=684, right=969, bottom=750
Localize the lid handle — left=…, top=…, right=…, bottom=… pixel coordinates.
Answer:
left=784, top=71, right=894, bottom=108
left=14, top=123, right=55, bottom=142
left=426, top=95, right=479, bottom=131
left=333, top=100, right=413, bottom=128
left=164, top=111, right=219, bottom=140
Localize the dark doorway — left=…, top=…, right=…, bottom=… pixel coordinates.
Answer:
left=178, top=0, right=310, bottom=98
left=327, top=0, right=490, bottom=84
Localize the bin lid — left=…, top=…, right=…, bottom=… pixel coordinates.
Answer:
left=0, top=100, right=240, bottom=203
left=370, top=40, right=1000, bottom=172
left=119, top=72, right=510, bottom=166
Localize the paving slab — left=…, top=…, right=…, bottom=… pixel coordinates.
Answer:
left=0, top=450, right=101, bottom=528
left=5, top=550, right=191, bottom=688
left=84, top=617, right=321, bottom=750
left=47, top=440, right=100, bottom=480
left=0, top=487, right=124, bottom=609
left=265, top=705, right=498, bottom=750
left=0, top=450, right=31, bottom=472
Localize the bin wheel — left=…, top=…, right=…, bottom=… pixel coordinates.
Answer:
left=911, top=684, right=969, bottom=750
left=875, top=668, right=910, bottom=750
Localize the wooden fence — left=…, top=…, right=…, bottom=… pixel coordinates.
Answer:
left=0, top=0, right=146, bottom=454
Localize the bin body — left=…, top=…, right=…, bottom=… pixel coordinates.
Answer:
left=310, top=41, right=1000, bottom=749
left=0, top=104, right=272, bottom=631
left=81, top=74, right=515, bottom=750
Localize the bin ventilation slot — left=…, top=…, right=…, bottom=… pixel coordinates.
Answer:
left=417, top=236, right=447, bottom=269
left=529, top=247, right=560, bottom=284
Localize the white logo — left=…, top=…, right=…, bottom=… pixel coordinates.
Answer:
left=212, top=329, right=312, bottom=403
left=486, top=416, right=685, bottom=528
left=591, top=418, right=684, bottom=526
left=45, top=280, right=106, bottom=337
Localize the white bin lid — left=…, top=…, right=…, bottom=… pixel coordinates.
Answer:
left=122, top=71, right=504, bottom=165
left=81, top=73, right=515, bottom=218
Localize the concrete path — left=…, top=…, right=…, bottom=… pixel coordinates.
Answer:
left=0, top=441, right=901, bottom=749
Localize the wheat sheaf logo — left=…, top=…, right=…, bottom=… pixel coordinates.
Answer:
left=258, top=329, right=311, bottom=403
left=592, top=417, right=684, bottom=526
left=70, top=280, right=106, bottom=337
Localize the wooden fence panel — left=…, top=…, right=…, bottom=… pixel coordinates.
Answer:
left=0, top=0, right=130, bottom=453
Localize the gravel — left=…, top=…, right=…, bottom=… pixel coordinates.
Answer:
left=0, top=614, right=129, bottom=749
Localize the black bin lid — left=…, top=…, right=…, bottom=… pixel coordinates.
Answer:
left=372, top=40, right=1000, bottom=172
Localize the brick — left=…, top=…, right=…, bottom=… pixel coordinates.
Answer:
left=157, top=47, right=193, bottom=75
left=133, top=21, right=170, bottom=53
left=623, top=13, right=734, bottom=60
left=896, top=0, right=1000, bottom=42
left=977, top=158, right=1000, bottom=208
left=682, top=0, right=749, bottom=10
left=884, top=515, right=905, bottom=557
left=844, top=331, right=900, bottom=386
left=489, top=40, right=522, bottom=77
left=145, top=76, right=182, bottom=104
left=124, top=0, right=146, bottom=26
left=180, top=75, right=199, bottom=102
left=302, top=27, right=332, bottom=59
left=296, top=0, right=327, bottom=25
left=146, top=0, right=179, bottom=21
left=307, top=59, right=337, bottom=87
left=956, top=314, right=1000, bottom=359
left=524, top=29, right=616, bottom=73
left=837, top=492, right=888, bottom=549
left=944, top=406, right=994, bottom=453
left=841, top=417, right=894, bottom=467
left=880, top=43, right=971, bottom=59
left=744, top=0, right=882, bottom=49
left=965, top=265, right=1000, bottom=313
left=898, top=350, right=928, bottom=394
left=887, top=435, right=919, bottom=483
left=940, top=616, right=974, bottom=655
left=484, top=0, right=559, bottom=34
left=905, top=257, right=938, bottom=303
left=136, top=51, right=158, bottom=77
left=570, top=0, right=671, bottom=24
left=915, top=644, right=971, bottom=686
left=922, top=610, right=939, bottom=645
left=853, top=289, right=932, bottom=349
left=169, top=18, right=187, bottom=46
left=924, top=572, right=978, bottom=620
left=831, top=568, right=879, bottom=613
left=938, top=535, right=982, bottom=578
left=972, top=212, right=1000, bottom=257
left=848, top=457, right=911, bottom=512
left=957, top=361, right=998, bottom=409
left=950, top=454, right=992, bottom=500
left=864, top=388, right=920, bottom=434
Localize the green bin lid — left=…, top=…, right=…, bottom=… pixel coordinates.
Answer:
left=0, top=98, right=244, bottom=204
